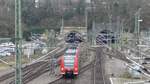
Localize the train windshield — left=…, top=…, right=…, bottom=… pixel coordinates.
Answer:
left=64, top=48, right=77, bottom=68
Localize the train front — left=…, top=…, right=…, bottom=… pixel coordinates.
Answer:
left=60, top=47, right=79, bottom=77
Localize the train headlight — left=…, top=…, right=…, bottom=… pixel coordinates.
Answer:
left=74, top=67, right=78, bottom=71
left=61, top=67, right=64, bottom=71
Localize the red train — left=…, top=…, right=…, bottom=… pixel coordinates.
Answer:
left=60, top=46, right=79, bottom=77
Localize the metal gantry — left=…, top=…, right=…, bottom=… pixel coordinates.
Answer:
left=15, top=0, right=22, bottom=84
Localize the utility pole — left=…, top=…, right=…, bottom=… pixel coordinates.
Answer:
left=134, top=8, right=143, bottom=63
left=85, top=8, right=88, bottom=30
left=120, top=20, right=124, bottom=48
left=134, top=8, right=142, bottom=45
left=50, top=30, right=55, bottom=47
left=85, top=7, right=88, bottom=42
left=15, top=0, right=22, bottom=84
left=91, top=0, right=95, bottom=46
left=92, top=21, right=95, bottom=46
left=60, top=17, right=64, bottom=35
left=46, top=29, right=50, bottom=50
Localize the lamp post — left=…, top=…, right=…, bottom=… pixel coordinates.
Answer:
left=15, top=0, right=22, bottom=84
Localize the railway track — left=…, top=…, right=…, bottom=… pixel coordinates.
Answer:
left=49, top=46, right=111, bottom=84
left=95, top=47, right=106, bottom=84
left=9, top=61, right=49, bottom=84
left=0, top=42, right=93, bottom=84
left=0, top=61, right=47, bottom=83
left=0, top=46, right=66, bottom=84
left=49, top=60, right=94, bottom=84
left=94, top=47, right=111, bottom=84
